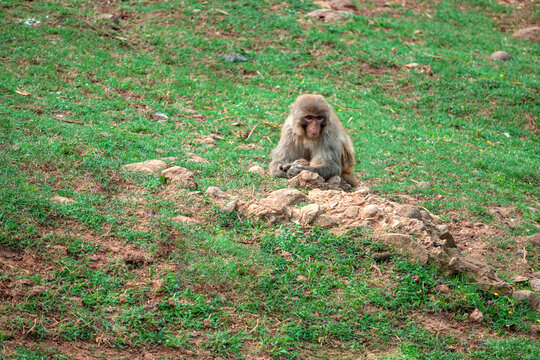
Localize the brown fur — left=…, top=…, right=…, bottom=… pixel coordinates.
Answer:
left=269, top=94, right=359, bottom=187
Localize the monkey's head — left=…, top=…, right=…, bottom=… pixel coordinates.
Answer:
left=291, top=94, right=331, bottom=140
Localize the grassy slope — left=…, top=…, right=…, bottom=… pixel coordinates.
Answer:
left=0, top=0, right=539, bottom=359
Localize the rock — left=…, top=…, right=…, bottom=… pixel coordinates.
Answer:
left=513, top=290, right=539, bottom=310
left=436, top=224, right=449, bottom=233
left=307, top=9, right=349, bottom=21
left=206, top=186, right=227, bottom=198
left=296, top=275, right=308, bottom=282
left=173, top=215, right=198, bottom=224
left=263, top=188, right=307, bottom=208
left=395, top=205, right=422, bottom=220
left=469, top=308, right=484, bottom=323
left=160, top=156, right=178, bottom=164
left=439, top=231, right=457, bottom=249
left=97, top=13, right=115, bottom=20
left=435, top=284, right=451, bottom=294
left=379, top=233, right=428, bottom=266
left=531, top=271, right=540, bottom=279
left=187, top=153, right=209, bottom=163
left=314, top=0, right=356, bottom=10
left=362, top=204, right=379, bottom=218
left=220, top=54, right=247, bottom=62
left=248, top=165, right=265, bottom=175
left=355, top=186, right=370, bottom=195
left=371, top=252, right=392, bottom=262
left=197, top=135, right=218, bottom=146
left=530, top=279, right=540, bottom=292
left=513, top=26, right=540, bottom=43
left=151, top=112, right=168, bottom=121
left=513, top=275, right=529, bottom=283
left=490, top=51, right=512, bottom=61
left=315, top=214, right=341, bottom=228
left=288, top=170, right=326, bottom=189
left=50, top=196, right=74, bottom=204
left=161, top=166, right=197, bottom=189
left=221, top=200, right=238, bottom=213
left=420, top=210, right=432, bottom=221
left=526, top=233, right=540, bottom=248
left=343, top=206, right=361, bottom=218
left=123, top=159, right=168, bottom=174
left=293, top=204, right=321, bottom=226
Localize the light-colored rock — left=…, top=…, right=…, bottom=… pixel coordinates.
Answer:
left=288, top=170, right=326, bottom=189
left=395, top=205, right=422, bottom=220
left=420, top=210, right=432, bottom=221
left=307, top=9, right=349, bottom=21
left=530, top=279, right=540, bottom=292
left=513, top=26, right=540, bottom=43
left=362, top=204, right=379, bottom=218
left=187, top=153, right=209, bottom=163
left=531, top=271, right=540, bottom=279
left=50, top=196, right=74, bottom=204
left=293, top=203, right=321, bottom=226
left=379, top=233, right=428, bottom=266
left=315, top=214, right=341, bottom=228
left=205, top=186, right=227, bottom=198
left=526, top=233, right=540, bottom=248
left=469, top=308, right=483, bottom=323
left=296, top=275, right=308, bottom=282
left=513, top=275, right=529, bottom=283
left=262, top=188, right=307, bottom=208
left=151, top=112, right=168, bottom=121
left=513, top=290, right=539, bottom=310
left=161, top=166, right=197, bottom=189
left=344, top=206, right=361, bottom=218
left=437, top=224, right=449, bottom=233
left=221, top=200, right=238, bottom=213
left=314, top=0, right=356, bottom=10
left=490, top=51, right=512, bottom=61
left=123, top=159, right=168, bottom=174
left=248, top=165, right=265, bottom=175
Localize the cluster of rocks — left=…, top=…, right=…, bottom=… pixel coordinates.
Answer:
left=239, top=170, right=540, bottom=306
left=122, top=158, right=198, bottom=189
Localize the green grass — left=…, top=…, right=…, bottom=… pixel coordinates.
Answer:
left=0, top=0, right=539, bottom=358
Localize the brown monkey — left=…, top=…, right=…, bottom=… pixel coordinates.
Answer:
left=269, top=94, right=359, bottom=187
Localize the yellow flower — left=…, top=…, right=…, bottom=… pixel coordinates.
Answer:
left=508, top=311, right=512, bottom=314
left=338, top=109, right=342, bottom=112
left=500, top=74, right=504, bottom=77
left=494, top=293, right=499, bottom=296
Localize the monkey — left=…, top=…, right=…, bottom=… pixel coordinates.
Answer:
left=269, top=94, right=359, bottom=187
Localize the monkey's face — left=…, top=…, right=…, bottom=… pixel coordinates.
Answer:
left=302, top=114, right=326, bottom=139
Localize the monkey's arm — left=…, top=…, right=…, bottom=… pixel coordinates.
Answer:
left=286, top=150, right=341, bottom=180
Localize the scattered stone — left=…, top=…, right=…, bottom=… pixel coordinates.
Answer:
left=469, top=308, right=484, bottom=323
left=151, top=112, right=168, bottom=121
left=296, top=275, right=308, bottom=282
left=371, top=252, right=392, bottom=262
left=513, top=290, right=539, bottom=310
left=395, top=205, right=422, bottom=220
left=50, top=196, right=74, bottom=204
left=187, top=153, right=209, bottom=163
left=97, top=13, right=115, bottom=20
left=248, top=165, right=266, bottom=175
left=221, top=200, right=238, bottom=213
left=206, top=186, right=227, bottom=198
left=530, top=279, right=540, bottom=292
left=314, top=0, right=356, bottom=10
left=436, top=224, right=449, bottom=233
left=379, top=233, right=428, bottom=266
left=292, top=203, right=321, bottom=226
left=123, top=159, right=168, bottom=174
left=288, top=170, right=326, bottom=190
left=362, top=204, right=379, bottom=218
left=513, top=275, right=529, bottom=283
left=435, top=284, right=451, bottom=294
left=526, top=233, right=540, bottom=248
left=315, top=214, right=341, bottom=228
left=513, top=26, right=540, bottom=43
left=307, top=9, right=349, bottom=21
left=220, top=53, right=247, bottom=62
left=420, top=210, right=432, bottom=221
left=244, top=188, right=307, bottom=222
left=161, top=166, right=197, bottom=189
left=354, top=186, right=370, bottom=195
left=490, top=51, right=512, bottom=61
left=262, top=188, right=307, bottom=208
left=343, top=206, right=360, bottom=218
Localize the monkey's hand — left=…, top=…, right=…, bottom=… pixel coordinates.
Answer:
left=280, top=159, right=309, bottom=173
left=286, top=164, right=311, bottom=178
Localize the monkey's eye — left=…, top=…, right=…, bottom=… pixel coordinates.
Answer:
left=305, top=115, right=313, bottom=121
left=317, top=116, right=325, bottom=121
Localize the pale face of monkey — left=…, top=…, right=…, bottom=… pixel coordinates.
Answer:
left=302, top=114, right=326, bottom=139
